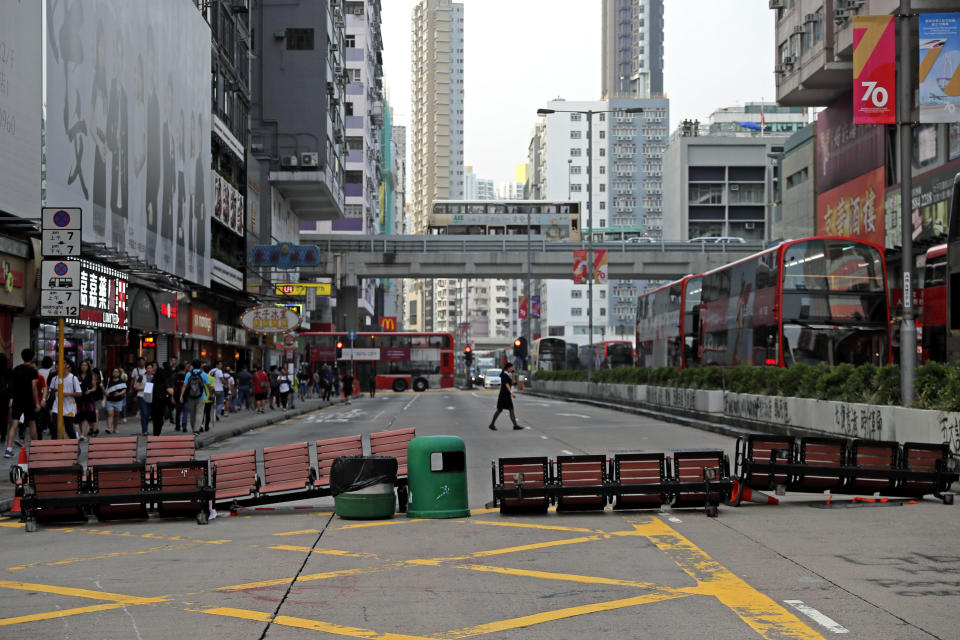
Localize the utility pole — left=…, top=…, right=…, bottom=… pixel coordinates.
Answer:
left=899, top=0, right=916, bottom=403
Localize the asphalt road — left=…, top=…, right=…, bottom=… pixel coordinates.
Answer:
left=1, top=388, right=958, bottom=639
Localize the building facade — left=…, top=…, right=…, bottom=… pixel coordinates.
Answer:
left=528, top=97, right=668, bottom=344
left=601, top=0, right=664, bottom=99
left=407, top=0, right=464, bottom=333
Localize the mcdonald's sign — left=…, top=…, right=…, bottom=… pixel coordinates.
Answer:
left=379, top=316, right=397, bottom=332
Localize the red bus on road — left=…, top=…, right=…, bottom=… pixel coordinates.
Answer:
left=300, top=332, right=455, bottom=392
left=921, top=243, right=947, bottom=363
left=636, top=237, right=891, bottom=368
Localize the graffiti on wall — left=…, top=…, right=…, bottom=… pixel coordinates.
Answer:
left=724, top=394, right=791, bottom=424
left=835, top=404, right=884, bottom=440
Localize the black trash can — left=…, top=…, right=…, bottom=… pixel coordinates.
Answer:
left=330, top=456, right=398, bottom=519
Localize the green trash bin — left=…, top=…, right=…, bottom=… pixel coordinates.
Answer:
left=407, top=436, right=470, bottom=519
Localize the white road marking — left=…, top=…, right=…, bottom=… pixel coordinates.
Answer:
left=539, top=436, right=548, bottom=440
left=556, top=413, right=590, bottom=419
left=446, top=406, right=456, bottom=410
left=661, top=514, right=682, bottom=523
left=561, top=450, right=574, bottom=455
left=784, top=600, right=849, bottom=634
left=372, top=410, right=385, bottom=422
left=402, top=396, right=419, bottom=411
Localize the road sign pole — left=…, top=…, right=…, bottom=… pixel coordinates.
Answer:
left=57, top=317, right=65, bottom=439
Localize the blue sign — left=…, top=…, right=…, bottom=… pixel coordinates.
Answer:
left=250, top=243, right=321, bottom=268
left=347, top=332, right=356, bottom=341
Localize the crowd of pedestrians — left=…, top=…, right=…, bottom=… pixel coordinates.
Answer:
left=0, top=350, right=361, bottom=458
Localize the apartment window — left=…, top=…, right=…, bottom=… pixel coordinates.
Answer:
left=571, top=290, right=583, bottom=299
left=599, top=113, right=606, bottom=122
left=599, top=184, right=606, bottom=192
left=571, top=308, right=583, bottom=316
left=599, top=219, right=606, bottom=227
left=548, top=326, right=565, bottom=337
left=689, top=183, right=723, bottom=205
left=570, top=113, right=581, bottom=121
left=599, top=166, right=606, bottom=175
left=600, top=308, right=607, bottom=317
left=570, top=148, right=582, bottom=157
left=348, top=68, right=361, bottom=83
left=599, top=131, right=606, bottom=139
left=570, top=165, right=582, bottom=174
left=600, top=202, right=606, bottom=210
left=570, top=130, right=582, bottom=139
left=345, top=2, right=364, bottom=14
left=600, top=290, right=606, bottom=300
left=570, top=184, right=582, bottom=192
left=345, top=34, right=356, bottom=48
left=813, top=7, right=824, bottom=42
left=599, top=149, right=606, bottom=157
left=286, top=28, right=314, bottom=50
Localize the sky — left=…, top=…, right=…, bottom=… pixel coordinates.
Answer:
left=381, top=0, right=776, bottom=186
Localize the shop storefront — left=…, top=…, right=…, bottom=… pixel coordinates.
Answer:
left=178, top=306, right=216, bottom=363
left=0, top=249, right=27, bottom=358
left=38, top=260, right=128, bottom=369
left=215, top=324, right=249, bottom=368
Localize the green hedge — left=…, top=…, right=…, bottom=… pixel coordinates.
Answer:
left=533, top=362, right=960, bottom=411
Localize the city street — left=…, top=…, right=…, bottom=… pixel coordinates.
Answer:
left=1, top=390, right=958, bottom=639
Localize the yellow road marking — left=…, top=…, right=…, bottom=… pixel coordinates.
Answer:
left=467, top=508, right=499, bottom=515
left=447, top=563, right=693, bottom=595
left=7, top=543, right=201, bottom=571
left=269, top=545, right=379, bottom=559
left=0, top=580, right=168, bottom=605
left=636, top=519, right=826, bottom=639
left=470, top=520, right=603, bottom=533
left=217, top=564, right=407, bottom=592
left=200, top=607, right=432, bottom=640
left=0, top=603, right=130, bottom=627
left=0, top=521, right=24, bottom=528
left=439, top=592, right=688, bottom=640
left=272, top=529, right=321, bottom=536
left=50, top=527, right=231, bottom=544
left=412, top=534, right=609, bottom=564
left=338, top=519, right=429, bottom=529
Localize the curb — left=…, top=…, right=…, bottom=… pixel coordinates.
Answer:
left=0, top=400, right=338, bottom=514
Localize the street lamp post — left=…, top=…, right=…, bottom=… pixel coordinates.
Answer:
left=537, top=106, right=643, bottom=379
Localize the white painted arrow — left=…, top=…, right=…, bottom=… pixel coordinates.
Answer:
left=556, top=412, right=590, bottom=419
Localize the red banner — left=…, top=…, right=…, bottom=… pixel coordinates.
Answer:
left=853, top=15, right=896, bottom=124
left=816, top=166, right=886, bottom=247
left=518, top=296, right=528, bottom=320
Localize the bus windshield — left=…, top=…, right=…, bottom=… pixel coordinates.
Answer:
left=781, top=239, right=888, bottom=366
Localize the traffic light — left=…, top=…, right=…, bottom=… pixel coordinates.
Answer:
left=463, top=345, right=473, bottom=365
left=336, top=340, right=344, bottom=360
left=513, top=337, right=527, bottom=360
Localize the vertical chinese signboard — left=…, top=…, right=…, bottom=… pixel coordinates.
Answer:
left=853, top=15, right=896, bottom=124
left=918, top=13, right=960, bottom=123
left=816, top=166, right=886, bottom=247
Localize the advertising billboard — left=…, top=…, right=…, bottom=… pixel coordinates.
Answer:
left=0, top=1, right=41, bottom=219
left=884, top=158, right=960, bottom=248
left=46, top=0, right=212, bottom=285
left=853, top=16, right=896, bottom=125
left=918, top=13, right=960, bottom=123
left=816, top=94, right=885, bottom=194
left=816, top=167, right=885, bottom=248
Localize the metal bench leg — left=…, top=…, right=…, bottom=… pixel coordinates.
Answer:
left=397, top=484, right=409, bottom=513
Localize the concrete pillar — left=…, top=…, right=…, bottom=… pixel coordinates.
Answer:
left=337, top=286, right=359, bottom=332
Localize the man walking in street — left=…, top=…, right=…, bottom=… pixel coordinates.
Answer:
left=5, top=349, right=40, bottom=457
left=210, top=359, right=225, bottom=419
left=179, top=360, right=209, bottom=434
left=341, top=369, right=354, bottom=405
left=488, top=362, right=522, bottom=430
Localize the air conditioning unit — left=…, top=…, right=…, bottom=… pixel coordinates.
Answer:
left=804, top=13, right=816, bottom=23
left=300, top=152, right=319, bottom=167
left=782, top=55, right=796, bottom=66
left=745, top=223, right=757, bottom=230
left=281, top=155, right=298, bottom=168
left=793, top=25, right=805, bottom=34
left=834, top=8, right=850, bottom=22
left=330, top=43, right=339, bottom=52
left=769, top=0, right=784, bottom=9
left=730, top=184, right=739, bottom=191
left=774, top=64, right=786, bottom=74
left=334, top=64, right=343, bottom=76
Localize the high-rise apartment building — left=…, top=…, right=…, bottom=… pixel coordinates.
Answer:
left=408, top=0, right=464, bottom=332
left=529, top=97, right=668, bottom=345
left=601, top=0, right=664, bottom=99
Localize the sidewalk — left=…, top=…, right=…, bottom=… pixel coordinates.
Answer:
left=0, top=396, right=337, bottom=514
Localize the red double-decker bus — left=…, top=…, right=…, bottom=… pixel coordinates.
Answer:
left=921, top=243, right=947, bottom=363
left=299, top=332, right=455, bottom=392
left=636, top=237, right=891, bottom=368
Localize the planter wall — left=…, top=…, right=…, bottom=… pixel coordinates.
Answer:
left=529, top=381, right=960, bottom=447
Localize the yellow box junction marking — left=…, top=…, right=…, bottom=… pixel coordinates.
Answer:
left=269, top=544, right=379, bottom=559
left=7, top=542, right=203, bottom=571
left=0, top=516, right=825, bottom=639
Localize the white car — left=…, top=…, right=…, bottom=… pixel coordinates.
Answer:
left=483, top=369, right=502, bottom=389
left=688, top=236, right=746, bottom=244
left=626, top=236, right=657, bottom=244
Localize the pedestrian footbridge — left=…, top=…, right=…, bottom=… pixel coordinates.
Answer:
left=298, top=234, right=760, bottom=280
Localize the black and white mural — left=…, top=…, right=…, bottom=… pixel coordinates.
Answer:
left=46, top=0, right=211, bottom=285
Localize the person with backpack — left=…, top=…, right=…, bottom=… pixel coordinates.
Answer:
left=179, top=360, right=210, bottom=434
left=252, top=363, right=269, bottom=413
left=268, top=365, right=280, bottom=410
left=202, top=365, right=216, bottom=432
left=277, top=369, right=292, bottom=408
